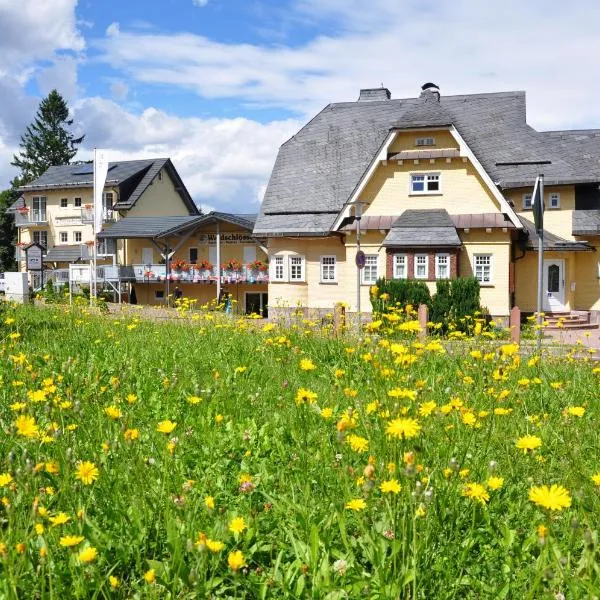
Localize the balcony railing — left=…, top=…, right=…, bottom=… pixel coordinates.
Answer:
left=132, top=264, right=269, bottom=284
left=15, top=207, right=116, bottom=227
left=14, top=210, right=48, bottom=227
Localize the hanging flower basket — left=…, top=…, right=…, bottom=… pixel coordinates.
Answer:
left=17, top=206, right=29, bottom=214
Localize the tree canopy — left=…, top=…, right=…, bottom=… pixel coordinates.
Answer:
left=11, top=89, right=84, bottom=184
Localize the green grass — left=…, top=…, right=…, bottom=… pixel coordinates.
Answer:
left=0, top=303, right=599, bottom=598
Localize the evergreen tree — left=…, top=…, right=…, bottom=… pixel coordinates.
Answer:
left=0, top=189, right=17, bottom=271
left=11, top=89, right=84, bottom=183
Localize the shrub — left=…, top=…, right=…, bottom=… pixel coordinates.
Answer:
left=371, top=278, right=431, bottom=314
left=430, top=279, right=452, bottom=324
left=450, top=276, right=481, bottom=323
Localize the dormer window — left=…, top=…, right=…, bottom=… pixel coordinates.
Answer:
left=416, top=137, right=435, bottom=147
left=411, top=173, right=440, bottom=194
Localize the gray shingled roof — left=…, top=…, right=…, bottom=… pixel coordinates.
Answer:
left=382, top=209, right=461, bottom=248
left=97, top=216, right=199, bottom=239
left=17, top=158, right=199, bottom=215
left=97, top=212, right=257, bottom=240
left=255, top=89, right=600, bottom=237
left=44, top=245, right=90, bottom=263
left=20, top=160, right=159, bottom=190
left=520, top=217, right=592, bottom=251
left=572, top=209, right=600, bottom=235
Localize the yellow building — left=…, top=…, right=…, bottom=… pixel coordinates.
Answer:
left=11, top=159, right=269, bottom=314
left=254, top=84, right=600, bottom=321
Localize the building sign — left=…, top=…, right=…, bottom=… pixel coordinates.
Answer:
left=198, top=233, right=254, bottom=245
left=26, top=244, right=43, bottom=271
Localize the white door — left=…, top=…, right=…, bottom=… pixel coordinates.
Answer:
left=543, top=259, right=565, bottom=312
left=141, top=247, right=153, bottom=265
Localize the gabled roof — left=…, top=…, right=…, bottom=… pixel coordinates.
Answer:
left=97, top=212, right=257, bottom=240
left=97, top=216, right=199, bottom=239
left=255, top=88, right=600, bottom=237
left=17, top=158, right=199, bottom=215
left=382, top=209, right=461, bottom=248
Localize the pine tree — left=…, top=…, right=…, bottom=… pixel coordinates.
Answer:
left=11, top=89, right=84, bottom=183
left=0, top=188, right=18, bottom=271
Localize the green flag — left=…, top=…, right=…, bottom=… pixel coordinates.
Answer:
left=532, top=176, right=544, bottom=234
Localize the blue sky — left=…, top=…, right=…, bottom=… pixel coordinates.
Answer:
left=1, top=0, right=600, bottom=213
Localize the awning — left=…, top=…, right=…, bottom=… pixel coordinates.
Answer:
left=43, top=245, right=90, bottom=263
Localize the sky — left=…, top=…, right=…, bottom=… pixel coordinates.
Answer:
left=1, top=0, right=599, bottom=214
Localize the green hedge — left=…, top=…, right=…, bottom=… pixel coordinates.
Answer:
left=371, top=276, right=483, bottom=331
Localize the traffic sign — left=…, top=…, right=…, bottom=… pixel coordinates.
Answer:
left=355, top=250, right=366, bottom=269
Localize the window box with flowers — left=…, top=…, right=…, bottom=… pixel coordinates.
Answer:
left=193, top=259, right=214, bottom=280
left=171, top=259, right=189, bottom=273
left=222, top=259, right=242, bottom=273
left=248, top=259, right=268, bottom=273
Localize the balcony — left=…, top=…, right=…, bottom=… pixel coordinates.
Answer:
left=131, top=264, right=269, bottom=284
left=14, top=210, right=48, bottom=227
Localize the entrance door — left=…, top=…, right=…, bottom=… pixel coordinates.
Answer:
left=543, top=259, right=565, bottom=312
left=245, top=292, right=268, bottom=318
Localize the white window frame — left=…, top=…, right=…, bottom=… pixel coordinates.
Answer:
left=415, top=137, right=435, bottom=147
left=522, top=193, right=532, bottom=210
left=361, top=254, right=379, bottom=285
left=33, top=230, right=48, bottom=248
left=548, top=192, right=560, bottom=209
left=410, top=173, right=441, bottom=195
left=272, top=255, right=286, bottom=282
left=289, top=256, right=305, bottom=282
left=414, top=254, right=428, bottom=279
left=435, top=253, right=450, bottom=279
left=74, top=231, right=82, bottom=243
left=59, top=231, right=68, bottom=243
left=60, top=198, right=68, bottom=208
left=320, top=255, right=337, bottom=283
left=474, top=254, right=493, bottom=285
left=393, top=254, right=407, bottom=279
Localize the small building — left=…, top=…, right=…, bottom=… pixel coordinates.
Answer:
left=254, top=84, right=600, bottom=320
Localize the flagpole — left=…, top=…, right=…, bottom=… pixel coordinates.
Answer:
left=91, top=149, right=97, bottom=305
left=536, top=174, right=544, bottom=351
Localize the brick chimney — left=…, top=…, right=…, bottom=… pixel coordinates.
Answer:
left=420, top=82, right=440, bottom=102
left=358, top=87, right=392, bottom=102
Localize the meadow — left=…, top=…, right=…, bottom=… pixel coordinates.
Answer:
left=0, top=302, right=599, bottom=599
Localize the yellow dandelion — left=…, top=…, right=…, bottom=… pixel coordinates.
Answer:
left=487, top=476, right=504, bottom=491
left=15, top=415, right=39, bottom=438
left=346, top=434, right=369, bottom=453
left=228, top=516, right=247, bottom=534
left=299, top=358, right=317, bottom=371
left=591, top=473, right=600, bottom=486
left=206, top=539, right=225, bottom=553
left=529, top=484, right=571, bottom=512
left=204, top=495, right=215, bottom=510
left=156, top=420, right=177, bottom=434
left=104, top=405, right=122, bottom=419
left=345, top=498, right=367, bottom=511
left=385, top=418, right=421, bottom=440
left=143, top=568, right=156, bottom=583
left=228, top=550, right=247, bottom=572
left=295, top=388, right=317, bottom=405
left=49, top=512, right=70, bottom=526
left=59, top=535, right=85, bottom=547
left=515, top=435, right=542, bottom=453
left=379, top=479, right=402, bottom=494
left=462, top=483, right=490, bottom=504
left=78, top=546, right=98, bottom=563
left=0, top=473, right=13, bottom=487
left=565, top=406, right=585, bottom=417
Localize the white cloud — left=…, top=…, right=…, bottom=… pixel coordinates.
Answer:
left=0, top=0, right=84, bottom=71
left=95, top=0, right=600, bottom=129
left=192, top=0, right=209, bottom=6
left=36, top=56, right=80, bottom=102
left=70, top=97, right=300, bottom=211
